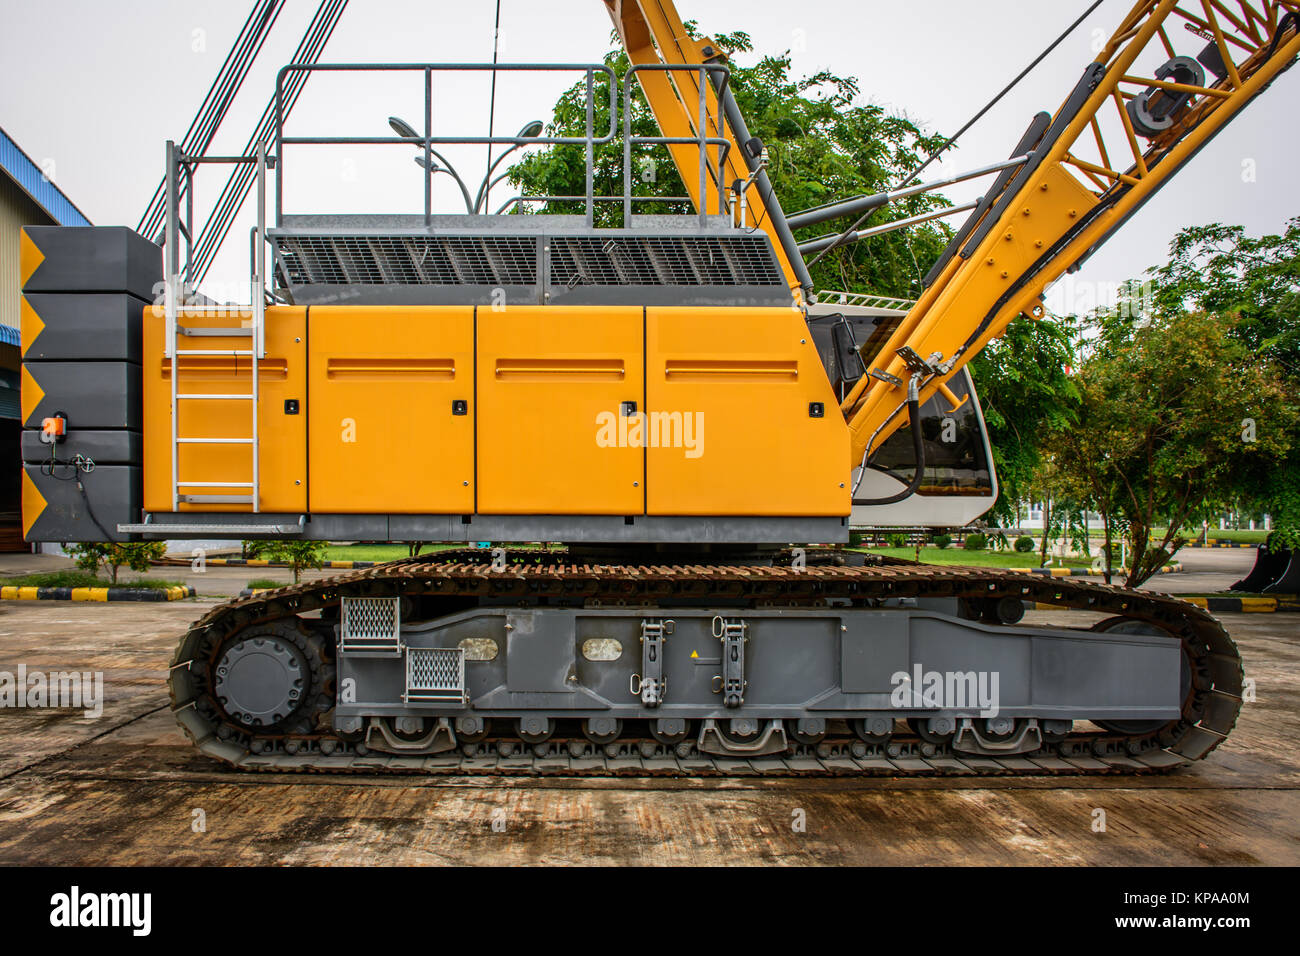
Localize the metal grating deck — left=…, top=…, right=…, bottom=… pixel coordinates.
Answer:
left=273, top=232, right=785, bottom=289
left=549, top=235, right=783, bottom=287
left=276, top=235, right=537, bottom=286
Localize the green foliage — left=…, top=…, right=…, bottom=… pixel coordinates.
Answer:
left=1266, top=528, right=1300, bottom=554
left=931, top=532, right=952, bottom=549
left=1050, top=307, right=1295, bottom=588
left=64, top=541, right=167, bottom=585
left=0, top=570, right=183, bottom=590
left=968, top=315, right=1080, bottom=527
left=506, top=26, right=952, bottom=299
left=245, top=578, right=282, bottom=590
left=1014, top=535, right=1035, bottom=553
left=886, top=532, right=907, bottom=548
left=1148, top=218, right=1300, bottom=541
left=2, top=570, right=103, bottom=588
left=244, top=539, right=328, bottom=584
left=1151, top=218, right=1300, bottom=370
left=962, top=532, right=987, bottom=551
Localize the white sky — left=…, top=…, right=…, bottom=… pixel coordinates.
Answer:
left=2, top=0, right=1297, bottom=306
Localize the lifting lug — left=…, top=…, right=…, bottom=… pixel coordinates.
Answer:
left=636, top=618, right=673, bottom=707
left=712, top=615, right=748, bottom=708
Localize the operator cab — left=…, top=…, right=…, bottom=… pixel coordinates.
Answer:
left=806, top=296, right=997, bottom=529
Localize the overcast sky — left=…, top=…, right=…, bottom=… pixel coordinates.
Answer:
left=2, top=0, right=1297, bottom=307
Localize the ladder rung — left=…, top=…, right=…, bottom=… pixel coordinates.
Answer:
left=178, top=494, right=255, bottom=504
left=177, top=438, right=255, bottom=444
left=177, top=393, right=255, bottom=400
left=175, top=349, right=255, bottom=356
left=177, top=482, right=254, bottom=488
left=178, top=326, right=254, bottom=337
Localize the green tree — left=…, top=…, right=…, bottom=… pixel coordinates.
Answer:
left=1051, top=308, right=1295, bottom=588
left=1148, top=218, right=1300, bottom=537
left=244, top=539, right=327, bottom=584
left=967, top=314, right=1081, bottom=529
left=506, top=27, right=952, bottom=298
left=65, top=541, right=167, bottom=585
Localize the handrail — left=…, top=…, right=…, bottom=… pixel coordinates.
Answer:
left=273, top=62, right=618, bottom=226
left=622, top=62, right=732, bottom=227
left=493, top=194, right=693, bottom=216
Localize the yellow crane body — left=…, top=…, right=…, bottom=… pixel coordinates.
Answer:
left=14, top=0, right=1296, bottom=776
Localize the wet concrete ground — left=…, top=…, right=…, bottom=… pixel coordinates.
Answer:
left=0, top=590, right=1295, bottom=866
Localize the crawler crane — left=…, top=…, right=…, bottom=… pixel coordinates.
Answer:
left=19, top=0, right=1298, bottom=773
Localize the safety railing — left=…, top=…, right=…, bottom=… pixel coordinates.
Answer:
left=273, top=62, right=619, bottom=226
left=622, top=63, right=732, bottom=227
left=492, top=194, right=694, bottom=216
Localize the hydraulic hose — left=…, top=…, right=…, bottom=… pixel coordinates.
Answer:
left=852, top=374, right=927, bottom=506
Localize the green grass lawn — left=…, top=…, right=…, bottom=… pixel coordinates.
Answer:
left=1200, top=530, right=1268, bottom=544
left=319, top=543, right=559, bottom=562
left=861, top=546, right=1094, bottom=569
left=0, top=570, right=187, bottom=590
left=320, top=543, right=434, bottom=562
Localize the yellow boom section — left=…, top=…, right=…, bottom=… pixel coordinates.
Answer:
left=842, top=0, right=1300, bottom=470
left=602, top=0, right=809, bottom=301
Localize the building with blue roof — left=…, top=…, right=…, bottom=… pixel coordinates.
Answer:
left=2, top=125, right=92, bottom=332
left=1, top=126, right=91, bottom=549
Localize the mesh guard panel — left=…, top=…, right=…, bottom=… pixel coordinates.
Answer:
left=339, top=596, right=401, bottom=655
left=405, top=647, right=466, bottom=703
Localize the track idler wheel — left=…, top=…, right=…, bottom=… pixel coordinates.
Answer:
left=516, top=716, right=556, bottom=744
left=789, top=717, right=827, bottom=745
left=718, top=717, right=761, bottom=747
left=908, top=715, right=956, bottom=746
left=852, top=716, right=894, bottom=744
left=582, top=717, right=623, bottom=745
left=455, top=716, right=490, bottom=744
left=649, top=718, right=691, bottom=745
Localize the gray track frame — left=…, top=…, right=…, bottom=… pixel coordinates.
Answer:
left=334, top=606, right=1183, bottom=730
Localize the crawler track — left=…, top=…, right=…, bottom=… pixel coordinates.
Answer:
left=169, top=553, right=1243, bottom=776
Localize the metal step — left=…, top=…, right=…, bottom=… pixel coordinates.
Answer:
left=177, top=326, right=253, bottom=337
left=117, top=521, right=304, bottom=536
left=177, top=393, right=255, bottom=400
left=175, top=348, right=255, bottom=356
left=177, top=494, right=255, bottom=504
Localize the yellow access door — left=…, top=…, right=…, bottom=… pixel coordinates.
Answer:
left=309, top=306, right=475, bottom=513
left=646, top=307, right=849, bottom=516
left=143, top=306, right=306, bottom=513
left=477, top=306, right=644, bottom=514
